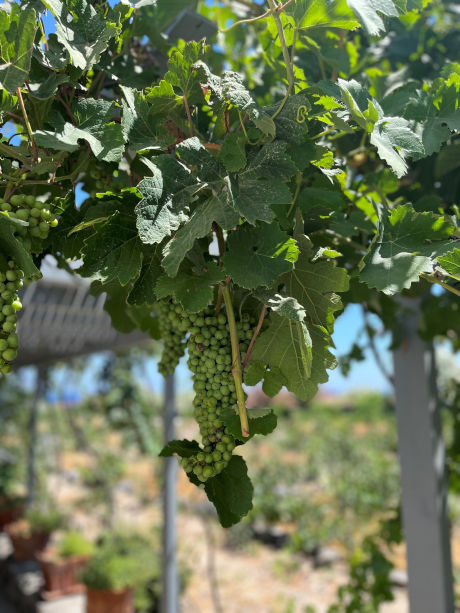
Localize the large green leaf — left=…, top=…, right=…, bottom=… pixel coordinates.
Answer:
left=42, top=0, right=119, bottom=71
left=438, top=248, right=460, bottom=281
left=360, top=204, right=457, bottom=294
left=155, top=261, right=224, bottom=312
left=194, top=62, right=275, bottom=136
left=370, top=117, right=424, bottom=178
left=35, top=99, right=125, bottom=162
left=79, top=207, right=143, bottom=286
left=281, top=224, right=349, bottom=331
left=165, top=40, right=205, bottom=104
left=0, top=4, right=37, bottom=93
left=135, top=156, right=196, bottom=245
left=121, top=83, right=179, bottom=151
left=204, top=456, right=253, bottom=528
left=248, top=313, right=313, bottom=400
left=346, top=0, right=398, bottom=35
left=127, top=246, right=164, bottom=306
left=162, top=195, right=239, bottom=277
left=223, top=224, right=298, bottom=289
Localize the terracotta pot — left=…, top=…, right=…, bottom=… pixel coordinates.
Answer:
left=69, top=555, right=91, bottom=589
left=0, top=496, right=24, bottom=532
left=86, top=587, right=134, bottom=613
left=4, top=524, right=50, bottom=561
left=0, top=503, right=24, bottom=531
left=36, top=552, right=90, bottom=599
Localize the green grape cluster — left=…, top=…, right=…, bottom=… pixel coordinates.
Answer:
left=156, top=300, right=187, bottom=377
left=0, top=194, right=59, bottom=374
left=178, top=307, right=256, bottom=482
left=0, top=262, right=22, bottom=374
left=0, top=194, right=58, bottom=253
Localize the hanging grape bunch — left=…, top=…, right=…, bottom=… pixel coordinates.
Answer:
left=158, top=301, right=257, bottom=482
left=0, top=195, right=59, bottom=374
left=156, top=299, right=188, bottom=377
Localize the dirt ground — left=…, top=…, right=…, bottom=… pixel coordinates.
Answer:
left=48, top=448, right=411, bottom=613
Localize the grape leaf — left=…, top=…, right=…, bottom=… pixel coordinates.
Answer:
left=121, top=84, right=178, bottom=151
left=175, top=137, right=226, bottom=182
left=265, top=94, right=311, bottom=145
left=42, top=0, right=119, bottom=71
left=222, top=224, right=298, bottom=289
left=0, top=216, right=41, bottom=279
left=221, top=408, right=278, bottom=442
left=217, top=132, right=247, bottom=172
left=370, top=117, right=424, bottom=178
left=194, top=62, right=275, bottom=136
left=244, top=141, right=297, bottom=180
left=254, top=289, right=306, bottom=322
left=35, top=99, right=125, bottom=162
left=226, top=175, right=291, bottom=225
left=0, top=4, right=37, bottom=93
left=438, top=248, right=460, bottom=281
left=159, top=439, right=201, bottom=457
left=286, top=0, right=360, bottom=30
left=127, top=246, right=164, bottom=305
left=28, top=73, right=70, bottom=100
left=347, top=0, right=398, bottom=35
left=360, top=204, right=457, bottom=294
left=281, top=222, right=349, bottom=330
left=248, top=313, right=313, bottom=399
left=79, top=208, right=143, bottom=286
left=155, top=261, right=224, bottom=312
left=135, top=156, right=195, bottom=245
left=162, top=195, right=239, bottom=277
left=165, top=40, right=205, bottom=104
left=204, top=455, right=253, bottom=528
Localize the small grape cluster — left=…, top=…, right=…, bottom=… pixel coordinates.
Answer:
left=156, top=300, right=187, bottom=377
left=0, top=194, right=58, bottom=253
left=179, top=307, right=256, bottom=482
left=0, top=194, right=59, bottom=374
left=0, top=262, right=22, bottom=374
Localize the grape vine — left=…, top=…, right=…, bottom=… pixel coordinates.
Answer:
left=1, top=0, right=459, bottom=525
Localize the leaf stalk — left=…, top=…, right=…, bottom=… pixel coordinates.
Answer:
left=16, top=88, right=38, bottom=163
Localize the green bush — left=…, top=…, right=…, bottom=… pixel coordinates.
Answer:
left=25, top=508, right=66, bottom=534
left=81, top=531, right=162, bottom=609
left=58, top=531, right=93, bottom=558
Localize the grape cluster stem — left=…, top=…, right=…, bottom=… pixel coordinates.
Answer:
left=221, top=283, right=250, bottom=438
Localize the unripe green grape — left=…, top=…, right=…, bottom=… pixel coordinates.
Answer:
left=10, top=195, right=22, bottom=206
left=0, top=339, right=7, bottom=351
left=7, top=333, right=18, bottom=348
left=2, top=348, right=17, bottom=362
left=25, top=195, right=35, bottom=207
left=15, top=209, right=29, bottom=221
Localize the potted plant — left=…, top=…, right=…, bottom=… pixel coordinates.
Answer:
left=37, top=531, right=93, bottom=599
left=5, top=508, right=66, bottom=561
left=0, top=456, right=24, bottom=530
left=81, top=532, right=159, bottom=613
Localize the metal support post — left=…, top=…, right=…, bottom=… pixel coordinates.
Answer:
left=393, top=299, right=454, bottom=613
left=162, top=373, right=178, bottom=613
left=26, top=366, right=47, bottom=509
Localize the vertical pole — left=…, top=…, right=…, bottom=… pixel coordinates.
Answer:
left=162, top=373, right=178, bottom=613
left=26, top=366, right=46, bottom=509
left=393, top=299, right=454, bottom=613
